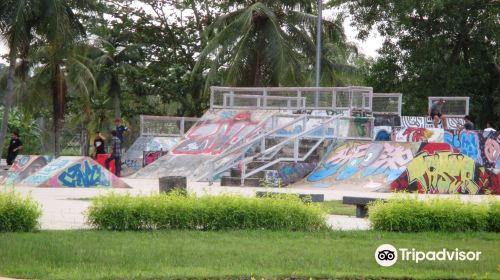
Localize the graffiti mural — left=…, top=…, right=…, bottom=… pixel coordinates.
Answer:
left=373, top=126, right=392, bottom=141
left=171, top=110, right=269, bottom=155
left=307, top=141, right=419, bottom=185
left=336, top=118, right=372, bottom=138
left=21, top=157, right=129, bottom=188
left=143, top=151, right=168, bottom=167
left=393, top=127, right=444, bottom=143
left=444, top=130, right=500, bottom=168
left=391, top=144, right=500, bottom=194
left=58, top=160, right=110, bottom=187
left=277, top=160, right=318, bottom=186
left=0, top=155, right=53, bottom=185
left=123, top=136, right=179, bottom=173
left=400, top=116, right=464, bottom=130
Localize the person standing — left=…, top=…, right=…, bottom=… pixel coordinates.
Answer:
left=463, top=115, right=474, bottom=130
left=93, top=131, right=106, bottom=157
left=428, top=98, right=448, bottom=129
left=483, top=121, right=496, bottom=137
left=114, top=118, right=129, bottom=144
left=7, top=131, right=23, bottom=165
left=105, top=130, right=121, bottom=176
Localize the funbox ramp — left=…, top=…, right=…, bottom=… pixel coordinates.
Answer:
left=304, top=140, right=421, bottom=190
left=133, top=109, right=278, bottom=179
left=303, top=140, right=500, bottom=194
left=19, top=156, right=130, bottom=188
left=0, top=155, right=53, bottom=185
left=122, top=136, right=180, bottom=175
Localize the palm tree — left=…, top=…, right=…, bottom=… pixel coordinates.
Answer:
left=194, top=0, right=347, bottom=87
left=0, top=0, right=86, bottom=156
left=0, top=0, right=36, bottom=158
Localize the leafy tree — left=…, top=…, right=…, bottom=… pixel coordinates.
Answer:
left=336, top=0, right=500, bottom=126
left=195, top=0, right=348, bottom=87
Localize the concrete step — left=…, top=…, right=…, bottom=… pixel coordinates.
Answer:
left=230, top=168, right=267, bottom=178
left=220, top=176, right=261, bottom=187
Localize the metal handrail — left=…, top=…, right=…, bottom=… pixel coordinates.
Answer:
left=239, top=116, right=338, bottom=185
left=200, top=114, right=336, bottom=183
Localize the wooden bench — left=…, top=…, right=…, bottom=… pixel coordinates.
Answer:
left=342, top=196, right=387, bottom=218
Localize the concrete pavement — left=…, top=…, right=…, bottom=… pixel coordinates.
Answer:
left=2, top=178, right=371, bottom=230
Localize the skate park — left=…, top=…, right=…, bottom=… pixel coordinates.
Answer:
left=1, top=86, right=499, bottom=230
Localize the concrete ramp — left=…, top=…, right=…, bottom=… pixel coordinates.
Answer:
left=122, top=136, right=180, bottom=175
left=20, top=156, right=130, bottom=188
left=391, top=144, right=500, bottom=194
left=0, top=155, right=53, bottom=185
left=133, top=109, right=276, bottom=179
left=305, top=140, right=422, bottom=190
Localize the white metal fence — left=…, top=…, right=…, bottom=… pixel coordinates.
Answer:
left=140, top=115, right=200, bottom=137
left=428, top=97, right=469, bottom=117
left=210, top=86, right=373, bottom=115
left=373, top=93, right=402, bottom=116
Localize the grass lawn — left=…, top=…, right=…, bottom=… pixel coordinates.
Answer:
left=318, top=200, right=357, bottom=216
left=0, top=231, right=498, bottom=279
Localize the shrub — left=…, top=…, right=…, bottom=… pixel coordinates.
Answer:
left=487, top=200, right=500, bottom=232
left=86, top=192, right=327, bottom=231
left=0, top=190, right=42, bottom=232
left=368, top=196, right=493, bottom=232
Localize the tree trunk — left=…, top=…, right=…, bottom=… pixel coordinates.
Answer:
left=0, top=55, right=17, bottom=161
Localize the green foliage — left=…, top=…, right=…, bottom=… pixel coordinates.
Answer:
left=368, top=196, right=498, bottom=232
left=336, top=0, right=500, bottom=126
left=487, top=200, right=500, bottom=232
left=0, top=190, right=41, bottom=232
left=1, top=108, right=43, bottom=156
left=87, top=192, right=327, bottom=231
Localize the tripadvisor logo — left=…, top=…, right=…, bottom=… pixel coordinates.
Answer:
left=375, top=244, right=482, bottom=267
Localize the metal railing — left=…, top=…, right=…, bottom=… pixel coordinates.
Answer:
left=222, top=93, right=307, bottom=109
left=140, top=115, right=200, bottom=137
left=428, top=97, right=470, bottom=117
left=195, top=114, right=335, bottom=182
left=238, top=116, right=339, bottom=186
left=373, top=93, right=402, bottom=116
left=210, top=86, right=373, bottom=115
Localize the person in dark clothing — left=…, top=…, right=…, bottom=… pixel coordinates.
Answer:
left=463, top=115, right=474, bottom=130
left=93, top=131, right=106, bottom=157
left=114, top=118, right=129, bottom=144
left=428, top=98, right=448, bottom=129
left=7, top=132, right=23, bottom=165
left=105, top=130, right=121, bottom=176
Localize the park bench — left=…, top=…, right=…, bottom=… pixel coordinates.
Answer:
left=342, top=196, right=387, bottom=218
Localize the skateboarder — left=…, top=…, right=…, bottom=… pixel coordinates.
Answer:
left=429, top=98, right=448, bottom=129
left=105, top=130, right=121, bottom=177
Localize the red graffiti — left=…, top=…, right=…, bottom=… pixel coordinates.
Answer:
left=171, top=111, right=263, bottom=155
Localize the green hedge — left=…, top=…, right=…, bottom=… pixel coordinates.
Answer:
left=368, top=196, right=499, bottom=232
left=0, top=190, right=41, bottom=232
left=86, top=193, right=327, bottom=231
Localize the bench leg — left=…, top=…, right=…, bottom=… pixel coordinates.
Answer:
left=356, top=205, right=368, bottom=218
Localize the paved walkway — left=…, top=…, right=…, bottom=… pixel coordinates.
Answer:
left=2, top=179, right=371, bottom=230
left=5, top=179, right=496, bottom=231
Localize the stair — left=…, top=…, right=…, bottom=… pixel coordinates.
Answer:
left=220, top=138, right=329, bottom=187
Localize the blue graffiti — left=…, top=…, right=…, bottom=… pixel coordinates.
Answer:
left=445, top=131, right=479, bottom=162
left=375, top=130, right=391, bottom=141
left=58, top=160, right=110, bottom=187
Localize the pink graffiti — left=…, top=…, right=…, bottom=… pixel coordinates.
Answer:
left=484, top=138, right=500, bottom=165
left=171, top=111, right=262, bottom=155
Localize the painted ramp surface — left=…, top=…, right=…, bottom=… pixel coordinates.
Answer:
left=0, top=155, right=53, bottom=185
left=20, top=156, right=130, bottom=188
left=134, top=109, right=275, bottom=179
left=391, top=144, right=500, bottom=194
left=305, top=141, right=421, bottom=190
left=122, top=136, right=180, bottom=175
